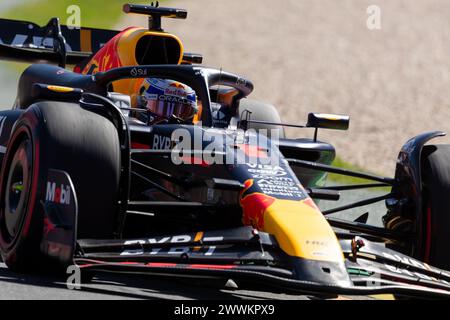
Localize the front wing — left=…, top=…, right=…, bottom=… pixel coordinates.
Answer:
left=74, top=226, right=450, bottom=299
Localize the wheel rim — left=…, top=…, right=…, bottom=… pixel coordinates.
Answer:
left=2, top=138, right=32, bottom=242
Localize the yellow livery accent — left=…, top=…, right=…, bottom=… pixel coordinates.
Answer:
left=47, top=85, right=75, bottom=93
left=263, top=199, right=344, bottom=262
left=194, top=231, right=204, bottom=242
left=192, top=231, right=204, bottom=252
left=370, top=294, right=396, bottom=300
left=113, top=28, right=184, bottom=96
left=317, top=113, right=343, bottom=121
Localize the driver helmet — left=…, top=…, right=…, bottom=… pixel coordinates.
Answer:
left=135, top=78, right=198, bottom=123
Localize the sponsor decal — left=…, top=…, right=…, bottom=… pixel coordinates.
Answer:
left=158, top=94, right=193, bottom=105
left=130, top=67, right=147, bottom=77
left=383, top=264, right=432, bottom=280
left=152, top=134, right=173, bottom=150
left=146, top=93, right=158, bottom=100
left=245, top=164, right=306, bottom=199
left=354, top=249, right=450, bottom=287
left=381, top=251, right=450, bottom=278
left=46, top=181, right=71, bottom=205
left=120, top=234, right=222, bottom=256
left=165, top=85, right=189, bottom=97
left=246, top=164, right=286, bottom=177
left=257, top=177, right=305, bottom=198
left=239, top=179, right=276, bottom=229
left=361, top=262, right=450, bottom=287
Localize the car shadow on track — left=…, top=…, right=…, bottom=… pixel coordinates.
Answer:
left=0, top=262, right=308, bottom=300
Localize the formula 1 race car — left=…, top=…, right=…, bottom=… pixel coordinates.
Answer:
left=0, top=3, right=450, bottom=299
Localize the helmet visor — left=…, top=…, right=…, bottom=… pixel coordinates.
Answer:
left=147, top=99, right=197, bottom=120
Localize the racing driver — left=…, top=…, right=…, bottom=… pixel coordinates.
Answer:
left=132, top=78, right=199, bottom=125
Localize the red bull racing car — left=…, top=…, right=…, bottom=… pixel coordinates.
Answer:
left=0, top=3, right=450, bottom=299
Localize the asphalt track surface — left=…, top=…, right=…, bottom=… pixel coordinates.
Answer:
left=0, top=261, right=312, bottom=300
left=0, top=261, right=376, bottom=300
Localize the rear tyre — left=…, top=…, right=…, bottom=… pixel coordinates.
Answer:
left=238, top=99, right=285, bottom=139
left=0, top=101, right=121, bottom=271
left=420, top=144, right=450, bottom=270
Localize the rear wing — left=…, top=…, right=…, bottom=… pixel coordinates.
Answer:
left=0, top=17, right=119, bottom=66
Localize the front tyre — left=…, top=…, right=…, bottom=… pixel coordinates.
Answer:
left=0, top=126, right=41, bottom=271
left=420, top=144, right=450, bottom=270
left=0, top=101, right=121, bottom=271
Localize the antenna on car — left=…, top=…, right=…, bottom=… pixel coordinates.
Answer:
left=123, top=3, right=188, bottom=32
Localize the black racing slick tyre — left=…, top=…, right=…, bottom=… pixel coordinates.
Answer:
left=238, top=99, right=285, bottom=139
left=0, top=101, right=120, bottom=271
left=421, top=144, right=450, bottom=270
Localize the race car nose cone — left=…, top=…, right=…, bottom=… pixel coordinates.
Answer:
left=291, top=258, right=352, bottom=288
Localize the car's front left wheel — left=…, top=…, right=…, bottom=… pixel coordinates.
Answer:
left=0, top=101, right=121, bottom=272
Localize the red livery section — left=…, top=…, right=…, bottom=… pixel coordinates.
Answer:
left=240, top=179, right=276, bottom=229
left=80, top=28, right=131, bottom=74
left=188, top=264, right=236, bottom=270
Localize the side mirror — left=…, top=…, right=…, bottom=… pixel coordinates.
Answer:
left=306, top=113, right=350, bottom=131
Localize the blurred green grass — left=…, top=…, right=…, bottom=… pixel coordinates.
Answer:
left=327, top=156, right=391, bottom=191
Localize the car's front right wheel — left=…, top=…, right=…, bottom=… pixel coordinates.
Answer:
left=420, top=144, right=450, bottom=270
